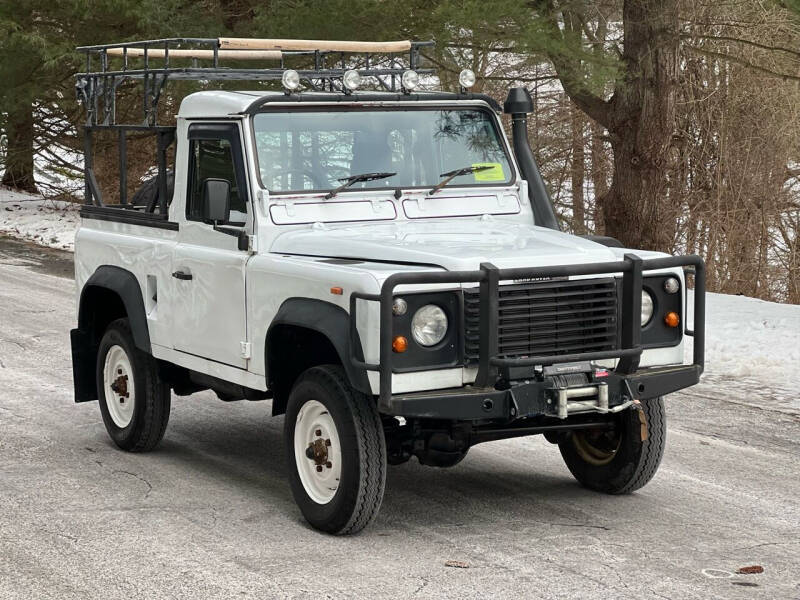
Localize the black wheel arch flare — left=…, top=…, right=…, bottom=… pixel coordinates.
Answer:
left=72, top=265, right=151, bottom=402
left=266, top=298, right=371, bottom=404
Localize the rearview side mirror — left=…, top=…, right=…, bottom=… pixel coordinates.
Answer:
left=201, top=178, right=231, bottom=224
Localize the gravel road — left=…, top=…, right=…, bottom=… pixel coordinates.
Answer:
left=1, top=235, right=798, bottom=599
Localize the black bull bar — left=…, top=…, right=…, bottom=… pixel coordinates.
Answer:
left=349, top=254, right=705, bottom=418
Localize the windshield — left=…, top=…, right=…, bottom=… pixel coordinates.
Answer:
left=253, top=108, right=513, bottom=194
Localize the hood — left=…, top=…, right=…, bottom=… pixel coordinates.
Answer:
left=270, top=219, right=618, bottom=271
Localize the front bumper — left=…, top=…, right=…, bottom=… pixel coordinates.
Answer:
left=350, top=253, right=705, bottom=419
left=383, top=364, right=701, bottom=420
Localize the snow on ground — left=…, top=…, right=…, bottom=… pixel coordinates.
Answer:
left=0, top=190, right=797, bottom=406
left=690, top=291, right=800, bottom=409
left=0, top=187, right=79, bottom=251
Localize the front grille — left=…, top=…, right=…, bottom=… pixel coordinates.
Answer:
left=464, top=278, right=618, bottom=362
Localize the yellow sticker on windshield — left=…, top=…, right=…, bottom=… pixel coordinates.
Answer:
left=472, top=162, right=505, bottom=182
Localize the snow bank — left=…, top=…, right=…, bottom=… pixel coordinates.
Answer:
left=0, top=187, right=79, bottom=251
left=691, top=291, right=800, bottom=406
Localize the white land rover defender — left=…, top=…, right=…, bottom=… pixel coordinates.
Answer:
left=70, top=38, right=706, bottom=534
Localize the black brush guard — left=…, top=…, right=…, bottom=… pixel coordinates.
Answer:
left=349, top=254, right=705, bottom=420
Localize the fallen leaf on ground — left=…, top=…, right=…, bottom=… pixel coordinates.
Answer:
left=736, top=565, right=764, bottom=574
left=444, top=560, right=470, bottom=569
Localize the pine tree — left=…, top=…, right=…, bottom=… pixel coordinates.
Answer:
left=0, top=0, right=216, bottom=192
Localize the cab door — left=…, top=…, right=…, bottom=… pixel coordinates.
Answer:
left=171, top=122, right=251, bottom=368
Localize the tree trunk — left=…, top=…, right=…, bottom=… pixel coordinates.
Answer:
left=2, top=104, right=36, bottom=193
left=548, top=0, right=680, bottom=251
left=602, top=0, right=680, bottom=251
left=590, top=122, right=609, bottom=235
left=570, top=102, right=586, bottom=234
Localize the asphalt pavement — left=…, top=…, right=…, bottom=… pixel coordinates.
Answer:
left=0, top=234, right=798, bottom=599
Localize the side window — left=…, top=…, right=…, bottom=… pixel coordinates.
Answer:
left=187, top=136, right=248, bottom=225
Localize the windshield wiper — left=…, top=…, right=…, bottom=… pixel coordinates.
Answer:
left=427, top=164, right=493, bottom=196
left=324, top=171, right=397, bottom=199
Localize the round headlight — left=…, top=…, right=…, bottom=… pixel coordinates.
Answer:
left=401, top=69, right=419, bottom=91
left=411, top=304, right=448, bottom=347
left=281, top=69, right=300, bottom=91
left=342, top=69, right=361, bottom=91
left=458, top=69, right=476, bottom=89
left=641, top=290, right=654, bottom=326
left=664, top=277, right=680, bottom=294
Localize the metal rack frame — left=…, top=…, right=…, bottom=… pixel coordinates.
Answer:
left=75, top=38, right=435, bottom=217
left=75, top=38, right=436, bottom=127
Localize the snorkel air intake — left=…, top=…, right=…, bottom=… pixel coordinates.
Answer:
left=504, top=87, right=560, bottom=230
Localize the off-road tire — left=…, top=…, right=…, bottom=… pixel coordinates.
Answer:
left=285, top=365, right=386, bottom=535
left=558, top=397, right=666, bottom=494
left=96, top=318, right=171, bottom=452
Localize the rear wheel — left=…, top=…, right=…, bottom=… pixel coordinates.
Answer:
left=285, top=365, right=386, bottom=535
left=558, top=397, right=666, bottom=494
left=96, top=318, right=170, bottom=452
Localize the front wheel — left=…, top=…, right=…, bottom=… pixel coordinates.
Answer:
left=558, top=397, right=666, bottom=494
left=284, top=365, right=386, bottom=535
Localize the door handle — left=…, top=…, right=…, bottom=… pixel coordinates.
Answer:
left=171, top=270, right=193, bottom=281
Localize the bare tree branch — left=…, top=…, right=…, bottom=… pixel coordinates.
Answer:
left=682, top=34, right=800, bottom=59
left=538, top=2, right=613, bottom=127
left=685, top=44, right=800, bottom=81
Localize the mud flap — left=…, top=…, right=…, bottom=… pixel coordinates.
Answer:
left=71, top=328, right=98, bottom=402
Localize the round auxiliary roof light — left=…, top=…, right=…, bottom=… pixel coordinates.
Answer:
left=459, top=69, right=476, bottom=89
left=343, top=69, right=362, bottom=91
left=401, top=69, right=419, bottom=91
left=281, top=69, right=300, bottom=91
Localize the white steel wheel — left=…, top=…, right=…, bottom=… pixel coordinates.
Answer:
left=284, top=365, right=386, bottom=535
left=294, top=399, right=342, bottom=504
left=96, top=318, right=170, bottom=452
left=103, top=344, right=136, bottom=428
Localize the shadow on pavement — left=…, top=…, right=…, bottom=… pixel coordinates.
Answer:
left=122, top=401, right=609, bottom=532
left=0, top=234, right=74, bottom=279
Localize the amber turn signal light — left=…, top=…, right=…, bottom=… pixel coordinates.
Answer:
left=392, top=336, right=408, bottom=353
left=664, top=312, right=680, bottom=328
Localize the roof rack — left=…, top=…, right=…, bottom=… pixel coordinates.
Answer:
left=75, top=37, right=436, bottom=127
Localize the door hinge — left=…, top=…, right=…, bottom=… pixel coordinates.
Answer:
left=240, top=341, right=252, bottom=360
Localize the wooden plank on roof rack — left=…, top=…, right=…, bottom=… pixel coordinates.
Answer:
left=106, top=48, right=282, bottom=60
left=218, top=38, right=413, bottom=53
